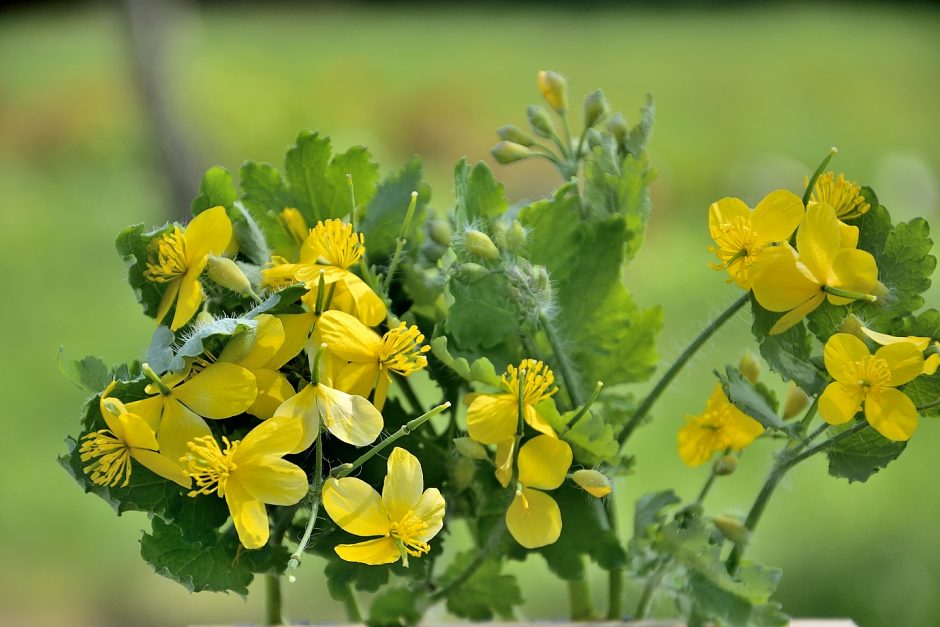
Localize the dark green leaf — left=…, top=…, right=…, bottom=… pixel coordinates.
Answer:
left=633, top=490, right=680, bottom=538
left=717, top=366, right=786, bottom=430
left=454, top=158, right=509, bottom=224
left=750, top=298, right=827, bottom=395
left=57, top=348, right=111, bottom=393
left=324, top=559, right=390, bottom=601
left=192, top=165, right=237, bottom=213
left=115, top=222, right=169, bottom=320
left=444, top=273, right=518, bottom=350
left=442, top=552, right=523, bottom=620
left=826, top=424, right=906, bottom=483
left=361, top=156, right=431, bottom=261
left=562, top=409, right=620, bottom=465
left=367, top=586, right=422, bottom=627
left=238, top=160, right=295, bottom=258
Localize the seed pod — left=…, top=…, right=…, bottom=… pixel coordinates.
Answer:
left=713, top=515, right=750, bottom=546
left=527, top=105, right=556, bottom=138
left=572, top=469, right=612, bottom=499
left=206, top=255, right=252, bottom=295
left=537, top=70, right=568, bottom=113
left=427, top=219, right=453, bottom=247
left=739, top=351, right=761, bottom=385
left=782, top=383, right=811, bottom=420
left=497, top=124, right=536, bottom=147
left=453, top=436, right=489, bottom=461
left=713, top=454, right=738, bottom=476
left=463, top=229, right=500, bottom=260
left=583, top=88, right=610, bottom=128
left=491, top=140, right=531, bottom=164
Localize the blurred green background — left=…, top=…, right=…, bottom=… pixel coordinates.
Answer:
left=1, top=2, right=938, bottom=626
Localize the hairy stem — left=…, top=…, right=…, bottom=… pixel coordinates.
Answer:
left=635, top=558, right=671, bottom=619
left=540, top=313, right=586, bottom=407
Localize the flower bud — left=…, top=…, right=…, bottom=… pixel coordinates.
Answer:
left=455, top=262, right=491, bottom=284
left=194, top=310, right=215, bottom=327
left=491, top=140, right=532, bottom=164
left=739, top=351, right=761, bottom=385
left=537, top=70, right=568, bottom=113
left=463, top=229, right=500, bottom=260
left=497, top=124, right=536, bottom=147
left=713, top=515, right=750, bottom=546
left=504, top=220, right=527, bottom=253
left=782, top=382, right=811, bottom=420
left=607, top=112, right=628, bottom=144
left=427, top=219, right=453, bottom=247
left=572, top=469, right=612, bottom=499
left=583, top=128, right=603, bottom=151
left=713, top=454, right=738, bottom=476
left=219, top=327, right=257, bottom=364
left=583, top=88, right=610, bottom=128
left=871, top=281, right=889, bottom=300
left=527, top=105, right=556, bottom=139
left=453, top=436, right=489, bottom=461
left=206, top=255, right=252, bottom=295
left=452, top=456, right=477, bottom=491
left=838, top=313, right=865, bottom=339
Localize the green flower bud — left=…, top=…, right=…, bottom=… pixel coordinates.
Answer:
left=583, top=88, right=610, bottom=128
left=206, top=255, right=252, bottom=295
left=537, top=70, right=568, bottom=113
left=782, top=383, right=811, bottom=420
left=427, top=219, right=453, bottom=247
left=713, top=454, right=738, bottom=476
left=497, top=124, right=536, bottom=147
left=452, top=456, right=478, bottom=491
left=739, top=351, right=761, bottom=385
left=453, top=436, right=489, bottom=461
left=504, top=220, right=527, bottom=253
left=463, top=229, right=500, bottom=260
left=218, top=327, right=257, bottom=364
left=583, top=128, right=603, bottom=151
left=572, top=469, right=612, bottom=499
left=455, top=262, right=491, bottom=284
left=607, top=112, right=628, bottom=144
left=713, top=515, right=750, bottom=546
left=491, top=140, right=532, bottom=164
left=527, top=105, right=556, bottom=139
left=194, top=310, right=215, bottom=327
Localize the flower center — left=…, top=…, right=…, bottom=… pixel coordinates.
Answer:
left=389, top=511, right=431, bottom=559
left=308, top=219, right=365, bottom=269
left=847, top=355, right=892, bottom=389
left=79, top=430, right=133, bottom=488
left=810, top=172, right=870, bottom=220
left=503, top=359, right=557, bottom=406
left=144, top=226, right=189, bottom=283
left=711, top=217, right=764, bottom=269
left=182, top=436, right=239, bottom=498
left=379, top=323, right=431, bottom=376
left=260, top=256, right=301, bottom=290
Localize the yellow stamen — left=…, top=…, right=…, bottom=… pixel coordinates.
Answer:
left=389, top=511, right=431, bottom=559
left=310, top=219, right=365, bottom=269
left=80, top=430, right=133, bottom=488
left=503, top=359, right=557, bottom=406
left=847, top=355, right=892, bottom=390
left=379, top=323, right=431, bottom=376
left=144, top=226, right=189, bottom=283
left=707, top=217, right=765, bottom=273
left=182, top=436, right=239, bottom=498
left=810, top=172, right=870, bottom=220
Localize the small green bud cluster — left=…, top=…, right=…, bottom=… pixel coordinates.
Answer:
left=504, top=258, right=553, bottom=328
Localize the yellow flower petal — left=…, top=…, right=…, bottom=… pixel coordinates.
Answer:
left=875, top=342, right=925, bottom=387
left=517, top=435, right=572, bottom=491
left=342, top=273, right=387, bottom=326
left=238, top=415, right=304, bottom=461
left=466, top=394, right=518, bottom=445
left=768, top=293, right=825, bottom=335
left=124, top=394, right=164, bottom=432
left=824, top=333, right=871, bottom=384
left=795, top=203, right=840, bottom=281
left=865, top=387, right=918, bottom=441
left=225, top=476, right=270, bottom=550
left=315, top=384, right=383, bottom=447
left=170, top=261, right=206, bottom=331
left=838, top=221, right=859, bottom=249
left=708, top=197, right=750, bottom=241
left=116, top=409, right=160, bottom=452
left=335, top=537, right=400, bottom=565
left=494, top=437, right=515, bottom=488
left=860, top=327, right=931, bottom=352
left=506, top=487, right=562, bottom=549
left=268, top=313, right=317, bottom=369
left=131, top=449, right=191, bottom=488
left=726, top=410, right=765, bottom=451
left=750, top=189, right=804, bottom=244
left=826, top=248, right=878, bottom=305
left=183, top=205, right=233, bottom=266
left=411, top=488, right=446, bottom=542
left=236, top=457, right=308, bottom=506
left=247, top=369, right=296, bottom=420
left=156, top=399, right=212, bottom=463
left=322, top=477, right=391, bottom=537
left=333, top=361, right=381, bottom=399
left=924, top=354, right=940, bottom=376
left=382, top=448, right=424, bottom=523
left=174, top=362, right=257, bottom=419
left=316, top=310, right=383, bottom=363
left=524, top=405, right=558, bottom=438
left=237, top=315, right=285, bottom=370
left=273, top=384, right=320, bottom=453
left=751, top=245, right=820, bottom=312
left=819, top=382, right=865, bottom=426
left=155, top=277, right=181, bottom=328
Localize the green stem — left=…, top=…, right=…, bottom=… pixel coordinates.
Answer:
left=331, top=403, right=451, bottom=479
left=695, top=470, right=719, bottom=506
left=604, top=499, right=624, bottom=620
left=568, top=562, right=596, bottom=620
left=619, top=293, right=750, bottom=448
left=635, top=558, right=671, bottom=619
left=917, top=396, right=940, bottom=411
left=796, top=396, right=820, bottom=438
left=563, top=381, right=604, bottom=435
left=802, top=146, right=838, bottom=206
left=286, top=433, right=323, bottom=577
left=382, top=191, right=418, bottom=295
left=428, top=519, right=506, bottom=602
left=340, top=582, right=362, bottom=623
left=265, top=573, right=282, bottom=626
left=540, top=313, right=586, bottom=407
left=141, top=363, right=171, bottom=395
left=822, top=285, right=877, bottom=302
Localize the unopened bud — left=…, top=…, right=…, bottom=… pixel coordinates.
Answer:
left=872, top=281, right=889, bottom=300
left=455, top=262, right=491, bottom=284
left=607, top=112, right=628, bottom=144
left=194, top=310, right=215, bottom=327
left=537, top=70, right=568, bottom=113
left=572, top=469, right=612, bottom=499
left=782, top=383, right=811, bottom=420
left=463, top=229, right=500, bottom=260
left=453, top=437, right=489, bottom=461
left=497, top=124, right=536, bottom=147
left=207, top=255, right=252, bottom=295
left=452, top=456, right=477, bottom=491
left=527, top=105, right=556, bottom=139
left=583, top=88, right=609, bottom=128
left=504, top=221, right=527, bottom=253
left=584, top=128, right=603, bottom=151
left=491, top=140, right=531, bottom=164
left=218, top=327, right=257, bottom=364
left=739, top=351, right=761, bottom=385
left=713, top=454, right=738, bottom=476
left=838, top=314, right=865, bottom=339
left=713, top=515, right=750, bottom=546
left=427, top=219, right=453, bottom=247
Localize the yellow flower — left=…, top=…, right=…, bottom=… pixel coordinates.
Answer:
left=819, top=333, right=925, bottom=441
left=144, top=206, right=234, bottom=331
left=707, top=190, right=804, bottom=289
left=80, top=382, right=190, bottom=488
left=322, top=447, right=445, bottom=566
left=466, top=359, right=558, bottom=445
left=261, top=219, right=386, bottom=326
left=809, top=172, right=870, bottom=221
left=219, top=313, right=316, bottom=419
left=272, top=379, right=383, bottom=453
left=496, top=435, right=572, bottom=549
left=859, top=327, right=940, bottom=376
left=678, top=384, right=764, bottom=467
left=183, top=416, right=308, bottom=549
left=751, top=203, right=879, bottom=335
left=125, top=362, right=257, bottom=466
left=313, top=310, right=430, bottom=411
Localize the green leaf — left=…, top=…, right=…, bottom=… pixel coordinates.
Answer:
left=115, top=222, right=169, bottom=320
left=238, top=160, right=295, bottom=258
left=230, top=202, right=271, bottom=266
left=750, top=298, right=827, bottom=395
left=623, top=93, right=655, bottom=157
left=360, top=156, right=431, bottom=261
left=442, top=552, right=523, bottom=620
left=454, top=158, right=509, bottom=224
left=429, top=335, right=502, bottom=387
left=192, top=165, right=237, bottom=213
left=633, top=490, right=680, bottom=539
left=57, top=348, right=111, bottom=393
left=826, top=424, right=906, bottom=483
left=716, top=366, right=786, bottom=431
left=562, top=409, right=620, bottom=465
left=324, top=559, right=390, bottom=601
left=367, top=586, right=422, bottom=627
left=444, top=273, right=518, bottom=350
left=164, top=316, right=258, bottom=373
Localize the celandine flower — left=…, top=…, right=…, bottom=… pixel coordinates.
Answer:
left=183, top=416, right=307, bottom=549
left=313, top=310, right=430, bottom=410
left=322, top=447, right=445, bottom=566
left=80, top=382, right=190, bottom=488
left=707, top=190, right=804, bottom=289
left=466, top=359, right=558, bottom=445
left=820, top=333, right=925, bottom=441
left=678, top=384, right=763, bottom=467
left=810, top=172, right=870, bottom=221
left=144, top=205, right=233, bottom=330
left=859, top=327, right=940, bottom=376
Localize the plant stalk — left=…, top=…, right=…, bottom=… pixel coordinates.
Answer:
left=540, top=313, right=586, bottom=407
left=567, top=562, right=596, bottom=620
left=340, top=582, right=363, bottom=623
left=635, top=558, right=671, bottom=619
left=604, top=499, right=624, bottom=619
left=265, top=574, right=282, bottom=626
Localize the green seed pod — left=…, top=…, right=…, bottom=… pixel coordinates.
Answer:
left=504, top=220, right=527, bottom=253
left=527, top=105, right=556, bottom=139
left=607, top=112, right=628, bottom=144
left=739, top=351, right=761, bottom=385
left=713, top=454, right=738, bottom=476
left=206, top=255, right=252, bottom=295
left=572, top=469, right=612, bottom=499
left=497, top=124, right=536, bottom=147
left=427, top=219, right=453, bottom=247
left=463, top=229, right=500, bottom=260
left=537, top=70, right=568, bottom=113
left=491, top=140, right=531, bottom=164
left=453, top=436, right=489, bottom=461
left=782, top=383, right=811, bottom=420
left=583, top=88, right=610, bottom=128
left=713, top=515, right=750, bottom=546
